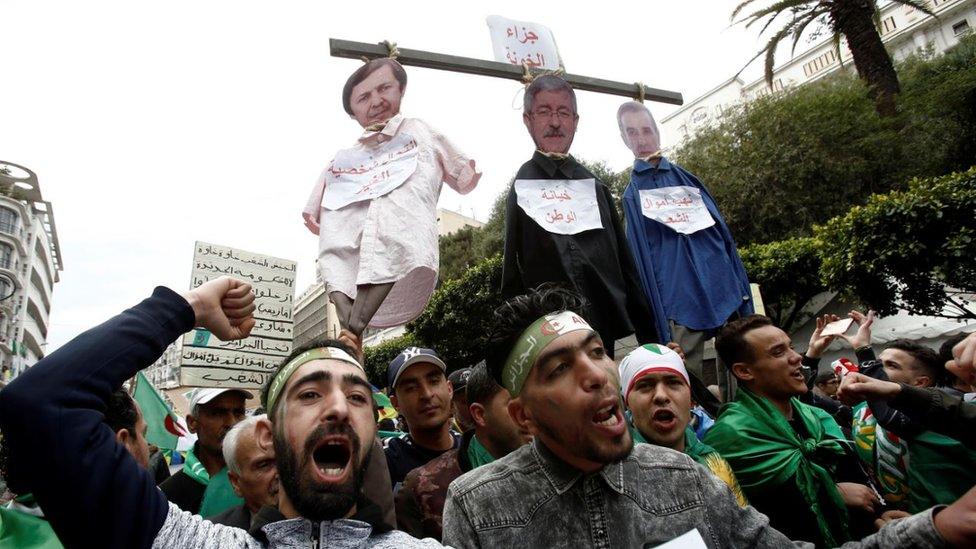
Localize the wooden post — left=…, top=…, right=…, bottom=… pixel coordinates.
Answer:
left=330, top=39, right=683, bottom=106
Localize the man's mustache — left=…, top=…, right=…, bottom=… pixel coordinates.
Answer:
left=544, top=129, right=565, bottom=138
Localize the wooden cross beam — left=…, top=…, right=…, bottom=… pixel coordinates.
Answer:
left=330, top=38, right=684, bottom=106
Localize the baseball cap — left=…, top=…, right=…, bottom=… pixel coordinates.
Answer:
left=448, top=367, right=472, bottom=394
left=387, top=347, right=447, bottom=390
left=185, top=387, right=254, bottom=414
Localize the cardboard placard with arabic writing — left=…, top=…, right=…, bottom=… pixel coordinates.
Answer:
left=514, top=179, right=603, bottom=236
left=322, top=131, right=420, bottom=211
left=638, top=187, right=716, bottom=235
left=180, top=241, right=297, bottom=389
left=486, top=15, right=562, bottom=71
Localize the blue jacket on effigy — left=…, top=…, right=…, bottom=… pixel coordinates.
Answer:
left=622, top=157, right=753, bottom=341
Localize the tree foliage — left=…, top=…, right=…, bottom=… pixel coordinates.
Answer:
left=740, top=236, right=825, bottom=331
left=673, top=75, right=899, bottom=245
left=671, top=35, right=976, bottom=246
left=896, top=37, right=976, bottom=179
left=732, top=0, right=935, bottom=116
left=407, top=255, right=505, bottom=373
left=817, top=167, right=976, bottom=319
left=437, top=191, right=506, bottom=284
left=363, top=332, right=420, bottom=388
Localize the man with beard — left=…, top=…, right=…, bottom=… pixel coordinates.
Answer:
left=160, top=386, right=250, bottom=516
left=617, top=343, right=747, bottom=506
left=395, top=363, right=531, bottom=540
left=0, top=277, right=439, bottom=548
left=501, top=75, right=659, bottom=355
left=208, top=415, right=279, bottom=529
left=441, top=286, right=969, bottom=548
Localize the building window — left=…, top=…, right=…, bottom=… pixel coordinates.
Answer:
left=952, top=20, right=971, bottom=36
left=881, top=16, right=897, bottom=36
left=0, top=276, right=11, bottom=301
left=803, top=49, right=838, bottom=77
left=0, top=207, right=19, bottom=237
left=0, top=242, right=12, bottom=270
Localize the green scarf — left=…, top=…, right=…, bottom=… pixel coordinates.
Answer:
left=182, top=445, right=244, bottom=517
left=467, top=434, right=495, bottom=469
left=907, top=430, right=976, bottom=513
left=631, top=425, right=715, bottom=461
left=0, top=506, right=63, bottom=549
left=703, top=388, right=850, bottom=547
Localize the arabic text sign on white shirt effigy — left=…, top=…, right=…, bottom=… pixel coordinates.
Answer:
left=322, top=131, right=420, bottom=211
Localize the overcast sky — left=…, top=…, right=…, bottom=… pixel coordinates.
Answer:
left=0, top=0, right=816, bottom=352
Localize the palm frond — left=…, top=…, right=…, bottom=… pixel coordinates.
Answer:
left=736, top=0, right=819, bottom=27
left=789, top=9, right=828, bottom=55
left=764, top=23, right=799, bottom=86
left=832, top=32, right=846, bottom=69
left=892, top=0, right=938, bottom=20
left=731, top=0, right=763, bottom=22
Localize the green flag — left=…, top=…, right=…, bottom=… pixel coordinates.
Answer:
left=133, top=372, right=185, bottom=450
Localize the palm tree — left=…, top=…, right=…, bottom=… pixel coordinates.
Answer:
left=733, top=0, right=935, bottom=117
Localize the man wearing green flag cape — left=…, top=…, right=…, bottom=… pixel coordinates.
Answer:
left=705, top=315, right=893, bottom=547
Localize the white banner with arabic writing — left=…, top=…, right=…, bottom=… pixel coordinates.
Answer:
left=638, top=186, right=716, bottom=235
left=515, top=179, right=603, bottom=236
left=322, top=132, right=419, bottom=211
left=486, top=15, right=563, bottom=71
left=180, top=241, right=297, bottom=389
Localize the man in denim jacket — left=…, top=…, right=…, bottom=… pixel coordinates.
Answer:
left=441, top=285, right=975, bottom=548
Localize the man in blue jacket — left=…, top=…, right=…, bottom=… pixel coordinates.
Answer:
left=0, top=276, right=439, bottom=548
left=617, top=101, right=753, bottom=400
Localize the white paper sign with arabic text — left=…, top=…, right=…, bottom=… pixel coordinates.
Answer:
left=486, top=15, right=562, bottom=70
left=638, top=186, right=716, bottom=235
left=180, top=241, right=297, bottom=389
left=515, top=179, right=603, bottom=235
left=322, top=132, right=419, bottom=211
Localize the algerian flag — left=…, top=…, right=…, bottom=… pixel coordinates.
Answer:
left=133, top=372, right=186, bottom=450
left=373, top=392, right=398, bottom=421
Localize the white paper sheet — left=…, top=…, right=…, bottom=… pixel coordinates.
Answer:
left=638, top=186, right=716, bottom=234
left=647, top=529, right=708, bottom=549
left=322, top=131, right=419, bottom=210
left=486, top=15, right=563, bottom=70
left=515, top=178, right=603, bottom=236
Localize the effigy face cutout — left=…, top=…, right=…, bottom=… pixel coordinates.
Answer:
left=346, top=59, right=407, bottom=128
left=617, top=101, right=660, bottom=159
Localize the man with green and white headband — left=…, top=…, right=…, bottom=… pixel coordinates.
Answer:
left=160, top=387, right=251, bottom=516
left=441, top=286, right=959, bottom=548
left=0, top=276, right=441, bottom=548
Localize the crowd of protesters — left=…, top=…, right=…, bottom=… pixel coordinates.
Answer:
left=2, top=69, right=976, bottom=549
left=0, top=278, right=975, bottom=548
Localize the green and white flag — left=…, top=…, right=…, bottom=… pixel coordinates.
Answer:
left=133, top=372, right=186, bottom=450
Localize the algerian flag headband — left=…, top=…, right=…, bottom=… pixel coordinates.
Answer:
left=501, top=310, right=594, bottom=396
left=264, top=347, right=363, bottom=413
